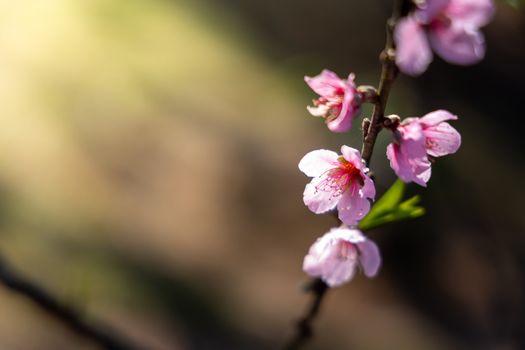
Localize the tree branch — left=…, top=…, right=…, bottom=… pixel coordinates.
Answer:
left=0, top=256, right=145, bottom=350
left=361, top=1, right=403, bottom=166
left=283, top=279, right=328, bottom=350
left=284, top=1, right=407, bottom=349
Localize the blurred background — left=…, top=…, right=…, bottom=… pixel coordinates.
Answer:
left=0, top=0, right=523, bottom=349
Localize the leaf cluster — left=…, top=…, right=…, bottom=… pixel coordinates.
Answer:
left=359, top=180, right=425, bottom=231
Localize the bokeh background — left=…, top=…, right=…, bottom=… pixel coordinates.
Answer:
left=0, top=0, right=523, bottom=349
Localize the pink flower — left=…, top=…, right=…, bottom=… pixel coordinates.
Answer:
left=395, top=0, right=495, bottom=76
left=299, top=146, right=375, bottom=225
left=303, top=227, right=381, bottom=287
left=304, top=70, right=361, bottom=133
left=387, top=110, right=461, bottom=186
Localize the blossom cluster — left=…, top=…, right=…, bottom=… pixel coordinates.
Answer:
left=395, top=0, right=494, bottom=76
left=299, top=0, right=493, bottom=288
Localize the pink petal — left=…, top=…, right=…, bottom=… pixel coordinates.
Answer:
left=336, top=227, right=366, bottom=244
left=337, top=191, right=371, bottom=226
left=424, top=122, right=461, bottom=157
left=416, top=0, right=451, bottom=23
left=303, top=228, right=380, bottom=287
left=306, top=104, right=330, bottom=117
left=387, top=143, right=412, bottom=183
left=326, top=74, right=359, bottom=133
left=388, top=121, right=430, bottom=186
left=303, top=177, right=339, bottom=214
left=386, top=140, right=431, bottom=187
left=340, top=145, right=364, bottom=169
left=303, top=234, right=333, bottom=276
left=394, top=16, right=433, bottom=76
left=401, top=118, right=426, bottom=141
left=326, top=108, right=355, bottom=133
left=417, top=164, right=432, bottom=185
left=429, top=21, right=485, bottom=65
left=323, top=256, right=357, bottom=287
left=304, top=69, right=345, bottom=97
left=362, top=176, right=376, bottom=200
left=302, top=230, right=358, bottom=287
left=357, top=239, right=381, bottom=278
left=420, top=110, right=458, bottom=126
left=298, top=149, right=339, bottom=177
left=446, top=0, right=495, bottom=27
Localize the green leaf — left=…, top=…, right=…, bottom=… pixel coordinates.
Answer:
left=358, top=179, right=405, bottom=228
left=358, top=181, right=425, bottom=231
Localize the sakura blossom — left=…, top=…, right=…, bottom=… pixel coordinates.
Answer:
left=303, top=227, right=381, bottom=287
left=394, top=0, right=495, bottom=76
left=387, top=110, right=461, bottom=186
left=304, top=70, right=361, bottom=133
left=299, top=146, right=375, bottom=225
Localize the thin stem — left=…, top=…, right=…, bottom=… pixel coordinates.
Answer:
left=284, top=1, right=406, bottom=349
left=361, top=4, right=402, bottom=166
left=0, top=256, right=145, bottom=350
left=283, top=279, right=328, bottom=350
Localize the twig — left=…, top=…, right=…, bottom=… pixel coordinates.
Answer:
left=0, top=256, right=145, bottom=350
left=361, top=0, right=403, bottom=166
left=283, top=279, right=328, bottom=350
left=284, top=1, right=407, bottom=349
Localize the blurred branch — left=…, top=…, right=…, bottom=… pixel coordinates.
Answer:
left=283, top=279, right=328, bottom=350
left=0, top=256, right=145, bottom=350
left=284, top=1, right=407, bottom=349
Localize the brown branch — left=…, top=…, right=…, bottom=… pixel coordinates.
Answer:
left=283, top=279, right=328, bottom=350
left=0, top=256, right=145, bottom=350
left=361, top=1, right=403, bottom=166
left=284, top=1, right=407, bottom=349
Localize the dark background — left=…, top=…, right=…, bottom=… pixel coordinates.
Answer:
left=0, top=0, right=522, bottom=349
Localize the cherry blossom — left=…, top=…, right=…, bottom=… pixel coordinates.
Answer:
left=303, top=227, right=381, bottom=287
left=304, top=70, right=361, bottom=132
left=387, top=110, right=461, bottom=186
left=299, top=146, right=375, bottom=225
left=394, top=0, right=495, bottom=76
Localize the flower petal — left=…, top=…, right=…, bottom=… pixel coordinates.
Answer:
left=303, top=228, right=379, bottom=287
left=302, top=230, right=358, bottom=287
left=388, top=121, right=430, bottom=186
left=429, top=21, right=485, bottom=65
left=362, top=176, right=376, bottom=200
left=326, top=74, right=359, bottom=133
left=416, top=0, right=451, bottom=23
left=303, top=177, right=339, bottom=214
left=446, top=0, right=495, bottom=27
left=334, top=227, right=366, bottom=243
left=326, top=108, right=355, bottom=133
left=304, top=69, right=345, bottom=97
left=306, top=104, right=330, bottom=117
left=420, top=110, right=457, bottom=126
left=357, top=239, right=381, bottom=278
left=323, top=255, right=357, bottom=287
left=387, top=143, right=412, bottom=183
left=340, top=146, right=364, bottom=169
left=337, top=190, right=371, bottom=226
left=424, top=122, right=461, bottom=157
left=387, top=140, right=431, bottom=187
left=298, top=149, right=339, bottom=177
left=303, top=234, right=333, bottom=276
left=401, top=118, right=426, bottom=141
left=394, top=16, right=433, bottom=76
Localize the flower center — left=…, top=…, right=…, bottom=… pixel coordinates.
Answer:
left=315, top=156, right=364, bottom=198
left=337, top=240, right=357, bottom=261
left=313, top=91, right=345, bottom=120
left=430, top=13, right=452, bottom=29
